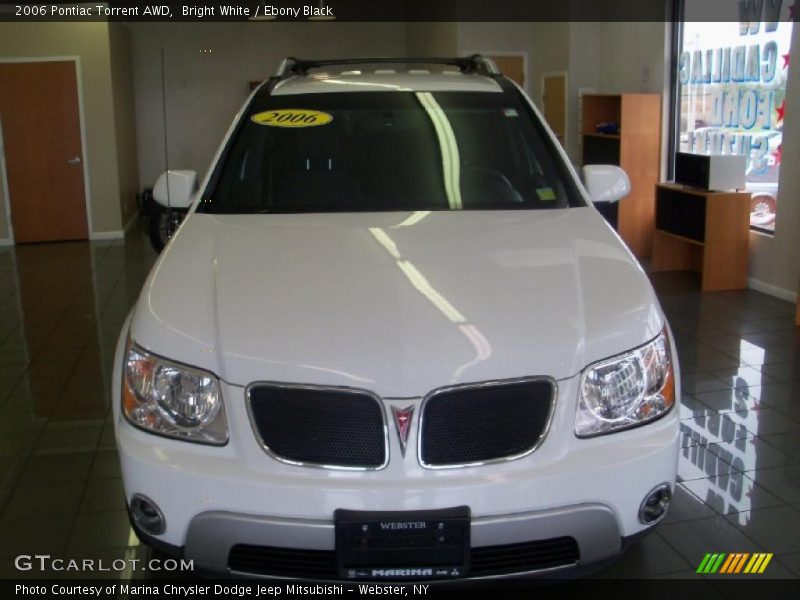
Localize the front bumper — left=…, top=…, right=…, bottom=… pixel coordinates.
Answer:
left=115, top=386, right=678, bottom=578
left=190, top=503, right=618, bottom=578
left=113, top=315, right=680, bottom=580
left=132, top=503, right=638, bottom=580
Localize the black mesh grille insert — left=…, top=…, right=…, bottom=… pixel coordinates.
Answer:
left=470, top=536, right=579, bottom=575
left=227, top=537, right=579, bottom=579
left=229, top=545, right=338, bottom=579
left=248, top=385, right=386, bottom=468
left=420, top=379, right=553, bottom=466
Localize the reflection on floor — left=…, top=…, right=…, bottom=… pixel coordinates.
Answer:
left=0, top=228, right=798, bottom=581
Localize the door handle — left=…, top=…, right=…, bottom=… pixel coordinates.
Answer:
left=67, top=156, right=82, bottom=165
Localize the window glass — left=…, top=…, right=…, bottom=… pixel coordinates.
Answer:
left=200, top=91, right=585, bottom=214
left=677, top=14, right=793, bottom=232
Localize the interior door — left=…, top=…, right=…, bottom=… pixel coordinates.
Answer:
left=543, top=74, right=567, bottom=146
left=488, top=55, right=525, bottom=87
left=0, top=61, right=88, bottom=242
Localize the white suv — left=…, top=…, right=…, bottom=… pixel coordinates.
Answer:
left=114, top=56, right=680, bottom=581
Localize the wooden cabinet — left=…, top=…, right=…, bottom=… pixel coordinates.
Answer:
left=581, top=94, right=661, bottom=258
left=651, top=183, right=750, bottom=292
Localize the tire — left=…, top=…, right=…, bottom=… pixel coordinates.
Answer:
left=148, top=207, right=185, bottom=253
left=750, top=193, right=776, bottom=216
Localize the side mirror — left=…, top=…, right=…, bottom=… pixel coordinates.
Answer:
left=581, top=165, right=631, bottom=204
left=152, top=170, right=198, bottom=209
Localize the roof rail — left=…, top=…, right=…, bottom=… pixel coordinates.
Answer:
left=273, top=55, right=501, bottom=78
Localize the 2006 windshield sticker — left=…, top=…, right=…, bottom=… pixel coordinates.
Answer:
left=251, top=109, right=333, bottom=128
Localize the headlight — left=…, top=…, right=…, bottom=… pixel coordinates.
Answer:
left=575, top=329, right=675, bottom=437
left=122, top=339, right=228, bottom=445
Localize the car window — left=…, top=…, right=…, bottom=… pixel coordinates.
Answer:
left=199, top=90, right=585, bottom=214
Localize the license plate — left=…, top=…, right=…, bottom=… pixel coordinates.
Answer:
left=335, top=506, right=470, bottom=580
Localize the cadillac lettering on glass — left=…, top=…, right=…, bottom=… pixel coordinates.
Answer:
left=114, top=56, right=680, bottom=580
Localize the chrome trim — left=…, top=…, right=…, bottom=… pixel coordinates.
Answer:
left=417, top=376, right=558, bottom=470
left=390, top=404, right=415, bottom=456
left=574, top=328, right=675, bottom=439
left=245, top=381, right=390, bottom=471
left=638, top=483, right=673, bottom=525
left=129, top=493, right=166, bottom=535
left=457, top=561, right=578, bottom=581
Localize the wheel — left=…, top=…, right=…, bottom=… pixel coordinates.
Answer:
left=148, top=207, right=185, bottom=253
left=750, top=193, right=776, bottom=216
left=750, top=193, right=776, bottom=229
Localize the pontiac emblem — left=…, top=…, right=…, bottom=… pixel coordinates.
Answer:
left=391, top=405, right=415, bottom=455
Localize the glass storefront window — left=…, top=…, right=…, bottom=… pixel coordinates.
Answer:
left=677, top=14, right=793, bottom=232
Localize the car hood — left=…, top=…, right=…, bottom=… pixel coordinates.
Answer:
left=131, top=209, right=664, bottom=397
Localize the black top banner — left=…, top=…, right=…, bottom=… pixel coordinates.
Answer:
left=0, top=0, right=798, bottom=22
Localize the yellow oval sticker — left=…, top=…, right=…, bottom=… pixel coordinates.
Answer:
left=251, top=109, right=333, bottom=128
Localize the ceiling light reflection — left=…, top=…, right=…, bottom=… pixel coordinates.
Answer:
left=396, top=260, right=466, bottom=324
left=368, top=227, right=492, bottom=382
left=417, top=92, right=462, bottom=210
left=392, top=211, right=432, bottom=228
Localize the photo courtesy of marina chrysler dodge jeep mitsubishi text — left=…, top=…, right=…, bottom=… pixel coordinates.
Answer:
left=113, top=56, right=680, bottom=581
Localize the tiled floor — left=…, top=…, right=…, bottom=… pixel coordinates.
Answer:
left=0, top=227, right=798, bottom=581
left=599, top=269, right=800, bottom=580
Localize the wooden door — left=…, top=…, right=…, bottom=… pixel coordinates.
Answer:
left=489, top=55, right=524, bottom=87
left=0, top=61, right=88, bottom=243
left=543, top=74, right=566, bottom=146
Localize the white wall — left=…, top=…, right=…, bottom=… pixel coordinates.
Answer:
left=406, top=22, right=458, bottom=56
left=109, top=22, right=140, bottom=228
left=597, top=22, right=672, bottom=179
left=130, top=22, right=406, bottom=188
left=748, top=23, right=800, bottom=300
left=456, top=21, right=570, bottom=105
left=566, top=22, right=601, bottom=163
left=596, top=22, right=667, bottom=96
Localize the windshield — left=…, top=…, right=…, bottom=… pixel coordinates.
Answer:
left=199, top=90, right=585, bottom=214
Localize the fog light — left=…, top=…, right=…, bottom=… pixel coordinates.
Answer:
left=130, top=494, right=166, bottom=535
left=639, top=484, right=672, bottom=524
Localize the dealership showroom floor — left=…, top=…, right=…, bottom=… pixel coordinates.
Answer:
left=0, top=228, right=798, bottom=580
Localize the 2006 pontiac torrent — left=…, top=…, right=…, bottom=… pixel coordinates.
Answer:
left=114, top=56, right=680, bottom=581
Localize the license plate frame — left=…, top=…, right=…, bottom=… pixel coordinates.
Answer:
left=335, top=506, right=470, bottom=580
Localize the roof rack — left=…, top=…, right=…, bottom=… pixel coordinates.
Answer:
left=273, top=55, right=501, bottom=78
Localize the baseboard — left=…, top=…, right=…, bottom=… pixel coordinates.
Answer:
left=748, top=277, right=798, bottom=303
left=89, top=230, right=124, bottom=241
left=89, top=215, right=137, bottom=241
left=123, top=213, right=139, bottom=233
